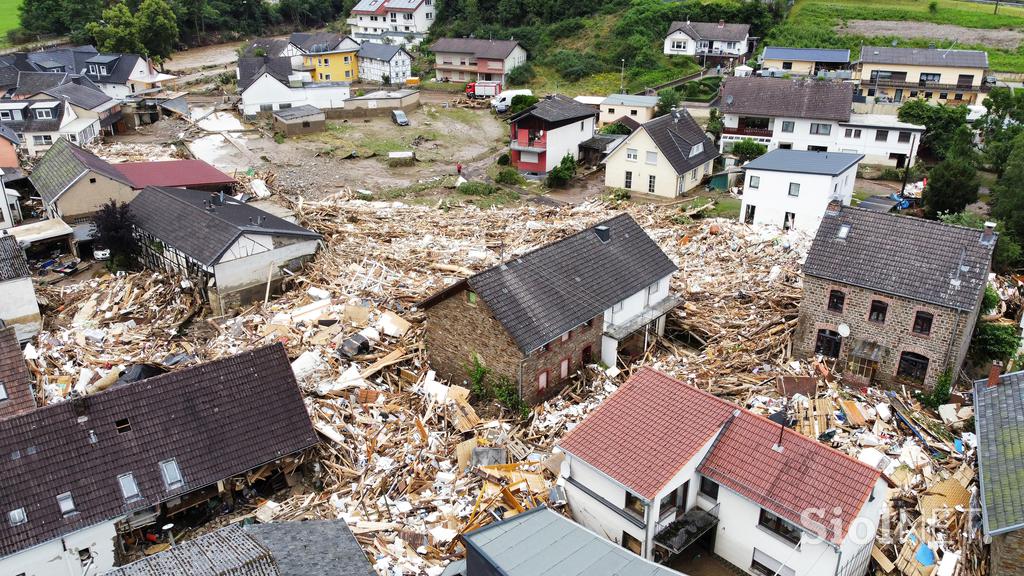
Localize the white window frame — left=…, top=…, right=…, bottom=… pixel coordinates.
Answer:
left=648, top=174, right=656, bottom=193
left=560, top=358, right=569, bottom=379
left=8, top=508, right=26, bottom=526
left=537, top=371, right=548, bottom=391
left=57, top=492, right=76, bottom=516
left=781, top=121, right=794, bottom=133
left=788, top=183, right=800, bottom=197
left=160, top=459, right=184, bottom=489
left=0, top=383, right=7, bottom=401
left=612, top=301, right=624, bottom=313
left=35, top=109, right=53, bottom=120
left=118, top=473, right=141, bottom=502
left=749, top=175, right=760, bottom=189
left=0, top=111, right=9, bottom=120
left=625, top=148, right=638, bottom=161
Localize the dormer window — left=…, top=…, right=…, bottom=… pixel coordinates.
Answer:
left=88, top=64, right=98, bottom=75
left=100, top=66, right=107, bottom=75
left=689, top=142, right=704, bottom=157
left=160, top=459, right=184, bottom=490
left=35, top=109, right=53, bottom=120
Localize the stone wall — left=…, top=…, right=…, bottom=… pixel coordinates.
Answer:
left=794, top=276, right=977, bottom=389
left=520, top=313, right=603, bottom=405
left=992, top=530, right=1024, bottom=575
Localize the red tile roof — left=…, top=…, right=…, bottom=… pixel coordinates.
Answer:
left=113, top=160, right=235, bottom=189
left=559, top=368, right=882, bottom=545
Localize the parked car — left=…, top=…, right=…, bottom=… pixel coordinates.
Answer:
left=491, top=89, right=532, bottom=113
left=391, top=110, right=409, bottom=126
left=93, top=245, right=111, bottom=261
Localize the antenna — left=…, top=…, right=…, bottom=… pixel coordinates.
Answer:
left=772, top=421, right=785, bottom=453
left=941, top=40, right=958, bottom=58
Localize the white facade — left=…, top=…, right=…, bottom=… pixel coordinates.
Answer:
left=213, top=235, right=321, bottom=297
left=599, top=273, right=673, bottom=366
left=0, top=275, right=41, bottom=342
left=358, top=50, right=413, bottom=83
left=720, top=114, right=923, bottom=167
left=11, top=102, right=101, bottom=157
left=0, top=516, right=117, bottom=576
left=347, top=0, right=434, bottom=45
left=663, top=30, right=748, bottom=57
left=740, top=163, right=858, bottom=234
left=522, top=116, right=595, bottom=174
left=239, top=74, right=351, bottom=116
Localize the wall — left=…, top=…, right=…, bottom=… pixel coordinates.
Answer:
left=604, top=127, right=712, bottom=197
left=599, top=104, right=654, bottom=127
left=541, top=117, right=594, bottom=173
left=762, top=59, right=815, bottom=75
left=0, top=139, right=19, bottom=168
left=306, top=50, right=359, bottom=82
left=241, top=75, right=351, bottom=116
left=519, top=313, right=602, bottom=404
left=52, top=171, right=136, bottom=222
left=740, top=166, right=855, bottom=234
left=663, top=31, right=697, bottom=56
left=275, top=116, right=326, bottom=136
left=834, top=122, right=921, bottom=166
left=645, top=434, right=720, bottom=557
left=794, top=275, right=977, bottom=389
left=0, top=519, right=119, bottom=576
left=358, top=53, right=412, bottom=83
left=991, top=530, right=1024, bottom=576
left=0, top=277, right=41, bottom=342
left=561, top=450, right=649, bottom=555
left=211, top=236, right=319, bottom=313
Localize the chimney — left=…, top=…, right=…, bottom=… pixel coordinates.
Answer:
left=982, top=221, right=996, bottom=245
left=594, top=225, right=610, bottom=243
left=988, top=360, right=1003, bottom=388
left=718, top=19, right=725, bottom=28
left=825, top=199, right=842, bottom=215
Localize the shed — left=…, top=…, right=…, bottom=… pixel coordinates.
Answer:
left=273, top=105, right=326, bottom=136
left=710, top=166, right=743, bottom=191
left=342, top=89, right=420, bottom=118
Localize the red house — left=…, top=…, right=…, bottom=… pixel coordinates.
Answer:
left=509, top=95, right=597, bottom=176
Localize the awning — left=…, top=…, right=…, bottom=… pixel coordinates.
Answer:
left=7, top=218, right=74, bottom=245
left=857, top=195, right=899, bottom=212
left=850, top=339, right=885, bottom=362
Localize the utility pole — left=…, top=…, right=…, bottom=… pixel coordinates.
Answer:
left=900, top=133, right=917, bottom=197
left=620, top=59, right=625, bottom=93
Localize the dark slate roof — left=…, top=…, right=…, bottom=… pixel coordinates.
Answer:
left=461, top=506, right=679, bottom=576
left=422, top=213, right=677, bottom=353
left=0, top=326, right=35, bottom=419
left=0, top=64, right=19, bottom=90
left=721, top=76, right=853, bottom=121
left=0, top=124, right=19, bottom=145
left=763, top=47, right=851, bottom=63
left=743, top=149, right=863, bottom=175
left=273, top=104, right=324, bottom=121
left=667, top=21, right=750, bottom=42
left=430, top=38, right=523, bottom=59
left=237, top=56, right=294, bottom=92
left=290, top=32, right=348, bottom=53
left=0, top=233, right=30, bottom=281
left=639, top=110, right=719, bottom=176
left=243, top=38, right=292, bottom=58
left=28, top=137, right=131, bottom=207
left=357, top=42, right=406, bottom=62
left=0, top=99, right=65, bottom=134
left=39, top=82, right=112, bottom=109
left=12, top=71, right=69, bottom=98
left=804, top=206, right=994, bottom=311
left=509, top=94, right=596, bottom=124
left=129, top=187, right=321, bottom=267
left=79, top=53, right=139, bottom=85
left=975, top=371, right=1024, bottom=536
left=859, top=46, right=988, bottom=69
left=0, top=344, right=318, bottom=558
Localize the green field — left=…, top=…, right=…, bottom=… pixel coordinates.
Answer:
left=0, top=0, right=20, bottom=47
left=769, top=0, right=1024, bottom=72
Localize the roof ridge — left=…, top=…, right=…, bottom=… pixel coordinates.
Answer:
left=840, top=205, right=990, bottom=237
left=148, top=186, right=248, bottom=233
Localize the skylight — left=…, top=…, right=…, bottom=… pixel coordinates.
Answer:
left=837, top=224, right=851, bottom=239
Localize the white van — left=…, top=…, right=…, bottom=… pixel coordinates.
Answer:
left=491, top=89, right=533, bottom=112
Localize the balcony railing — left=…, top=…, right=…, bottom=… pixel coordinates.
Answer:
left=723, top=126, right=773, bottom=138
left=654, top=503, right=721, bottom=555
left=510, top=139, right=546, bottom=153
left=862, top=78, right=989, bottom=93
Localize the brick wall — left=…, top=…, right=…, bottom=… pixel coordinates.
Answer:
left=520, top=314, right=603, bottom=405
left=794, top=276, right=977, bottom=389
left=992, top=530, right=1024, bottom=575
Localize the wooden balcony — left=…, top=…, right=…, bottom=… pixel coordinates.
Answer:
left=723, top=126, right=773, bottom=138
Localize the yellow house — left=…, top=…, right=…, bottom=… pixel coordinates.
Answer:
left=761, top=47, right=850, bottom=76
left=854, top=46, right=990, bottom=105
left=296, top=33, right=361, bottom=82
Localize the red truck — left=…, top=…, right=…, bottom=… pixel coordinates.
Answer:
left=465, top=81, right=502, bottom=99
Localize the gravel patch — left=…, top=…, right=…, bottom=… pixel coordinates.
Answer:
left=839, top=19, right=1024, bottom=50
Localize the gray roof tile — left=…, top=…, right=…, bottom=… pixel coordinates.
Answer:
left=763, top=47, right=851, bottom=63
left=509, top=94, right=596, bottom=124
left=667, top=21, right=750, bottom=42
left=357, top=42, right=407, bottom=62
left=859, top=46, right=988, bottom=69
left=238, top=56, right=294, bottom=92
left=28, top=137, right=131, bottom=207
left=975, top=371, right=1024, bottom=536
left=721, top=76, right=853, bottom=121
left=429, top=38, right=523, bottom=60
left=0, top=233, right=30, bottom=281
left=743, top=149, right=862, bottom=175
left=639, top=109, right=719, bottom=175
left=39, top=82, right=112, bottom=109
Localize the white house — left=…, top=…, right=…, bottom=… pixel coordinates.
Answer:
left=739, top=149, right=861, bottom=234
left=18, top=47, right=175, bottom=101
left=357, top=42, right=413, bottom=84
left=237, top=57, right=351, bottom=117
left=557, top=368, right=888, bottom=576
left=720, top=76, right=923, bottom=167
left=347, top=0, right=434, bottom=46
left=0, top=99, right=101, bottom=157
left=599, top=94, right=659, bottom=127
left=0, top=233, right=41, bottom=342
left=664, top=20, right=750, bottom=58
left=603, top=109, right=719, bottom=198
left=508, top=94, right=597, bottom=175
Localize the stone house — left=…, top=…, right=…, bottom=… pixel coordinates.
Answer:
left=794, top=205, right=995, bottom=389
left=421, top=214, right=679, bottom=404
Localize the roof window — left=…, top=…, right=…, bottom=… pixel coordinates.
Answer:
left=8, top=508, right=26, bottom=526
left=837, top=224, right=851, bottom=239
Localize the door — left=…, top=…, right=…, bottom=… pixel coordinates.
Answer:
left=560, top=358, right=569, bottom=380
left=784, top=212, right=796, bottom=230
left=891, top=153, right=907, bottom=169
left=894, top=89, right=904, bottom=102
left=677, top=480, right=689, bottom=519
left=582, top=345, right=593, bottom=364
left=744, top=204, right=756, bottom=224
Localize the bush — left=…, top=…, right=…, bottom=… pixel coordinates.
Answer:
left=916, top=369, right=952, bottom=410
left=983, top=284, right=1000, bottom=315
left=495, top=167, right=525, bottom=185
left=732, top=138, right=767, bottom=163
left=610, top=188, right=631, bottom=201
left=6, top=28, right=34, bottom=46
left=928, top=0, right=938, bottom=13
left=509, top=94, right=539, bottom=115
left=546, top=49, right=602, bottom=82
left=496, top=153, right=511, bottom=166
left=505, top=62, right=536, bottom=86
left=545, top=153, right=577, bottom=188
left=600, top=123, right=632, bottom=135
left=273, top=132, right=285, bottom=144
left=970, top=321, right=1022, bottom=364
left=459, top=181, right=498, bottom=196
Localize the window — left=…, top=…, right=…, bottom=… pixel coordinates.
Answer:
left=537, top=371, right=548, bottom=391
left=869, top=300, right=888, bottom=323
left=689, top=142, right=704, bottom=157
left=645, top=151, right=657, bottom=165
left=57, top=492, right=76, bottom=516
left=671, top=40, right=686, bottom=51
left=875, top=130, right=889, bottom=142
left=659, top=487, right=678, bottom=517
left=160, top=459, right=183, bottom=489
left=837, top=224, right=851, bottom=239
left=939, top=92, right=948, bottom=100
left=626, top=148, right=638, bottom=161
left=466, top=291, right=477, bottom=305
left=32, top=135, right=52, bottom=146
left=648, top=175, right=656, bottom=193
left=788, top=183, right=800, bottom=197
left=625, top=492, right=644, bottom=518
left=0, top=111, right=9, bottom=120
left=115, top=418, right=131, bottom=434
left=89, top=177, right=96, bottom=184
left=580, top=121, right=584, bottom=131
left=561, top=331, right=571, bottom=343
left=560, top=358, right=569, bottom=379
left=691, top=168, right=697, bottom=180
left=782, top=61, right=793, bottom=70
left=582, top=345, right=593, bottom=364
left=783, top=212, right=796, bottom=230
left=0, top=383, right=6, bottom=401
left=279, top=103, right=292, bottom=109
left=954, top=93, right=964, bottom=101
left=752, top=548, right=796, bottom=576
left=898, top=131, right=912, bottom=143
left=608, top=107, right=616, bottom=115
left=630, top=109, right=638, bottom=116
left=815, top=329, right=842, bottom=358
left=920, top=73, right=941, bottom=84
left=699, top=476, right=719, bottom=500
left=897, top=352, right=929, bottom=383
left=622, top=531, right=643, bottom=554
left=827, top=290, right=845, bottom=312
left=8, top=508, right=26, bottom=526
left=344, top=56, right=351, bottom=63
left=810, top=123, right=831, bottom=135
left=758, top=509, right=801, bottom=545
left=845, top=128, right=861, bottom=139
left=781, top=121, right=794, bottom=133
left=78, top=549, right=92, bottom=566
left=88, top=64, right=98, bottom=74
left=624, top=170, right=633, bottom=187
left=957, top=73, right=974, bottom=86
left=118, top=473, right=141, bottom=502
left=924, top=92, right=933, bottom=99
left=913, top=311, right=933, bottom=335
left=260, top=104, right=273, bottom=112
left=749, top=175, right=760, bottom=189
left=302, top=121, right=310, bottom=128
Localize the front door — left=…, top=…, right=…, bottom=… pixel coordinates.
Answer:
left=676, top=480, right=689, bottom=520
left=894, top=88, right=904, bottom=102
left=784, top=212, right=796, bottom=230
left=744, top=204, right=756, bottom=224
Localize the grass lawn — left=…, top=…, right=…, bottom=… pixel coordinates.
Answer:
left=0, top=0, right=21, bottom=47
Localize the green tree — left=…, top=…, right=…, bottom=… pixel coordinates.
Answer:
left=898, top=99, right=969, bottom=159
left=992, top=134, right=1024, bottom=252
left=922, top=157, right=979, bottom=218
left=731, top=138, right=767, bottom=163
left=545, top=153, right=577, bottom=187
left=138, top=0, right=180, bottom=61
left=86, top=4, right=144, bottom=55
left=939, top=212, right=1021, bottom=272
left=63, top=0, right=104, bottom=43
left=655, top=88, right=682, bottom=116
left=19, top=0, right=66, bottom=35
left=93, top=200, right=140, bottom=270
left=706, top=108, right=724, bottom=142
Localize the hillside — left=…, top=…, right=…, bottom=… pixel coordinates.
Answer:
left=0, top=0, right=22, bottom=47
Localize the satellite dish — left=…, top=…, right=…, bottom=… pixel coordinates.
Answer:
left=837, top=324, right=851, bottom=338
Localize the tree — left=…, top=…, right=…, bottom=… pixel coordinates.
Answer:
left=508, top=94, right=539, bottom=115
left=922, top=157, right=979, bottom=217
left=93, top=200, right=140, bottom=270
left=898, top=99, right=970, bottom=159
left=137, top=0, right=180, bottom=61
left=655, top=88, right=682, bottom=116
left=85, top=4, right=144, bottom=55
left=992, top=134, right=1024, bottom=252
left=731, top=138, right=767, bottom=163
left=19, top=0, right=66, bottom=35
left=545, top=153, right=577, bottom=187
left=63, top=0, right=104, bottom=43
left=706, top=108, right=724, bottom=143
left=940, top=212, right=1021, bottom=272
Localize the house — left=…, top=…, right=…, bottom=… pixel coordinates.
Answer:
left=0, top=325, right=36, bottom=418
left=9, top=71, right=98, bottom=99
left=421, top=214, right=679, bottom=404
left=242, top=37, right=305, bottom=68
left=0, top=233, right=41, bottom=342
left=975, top=365, right=1024, bottom=576
left=5, top=47, right=176, bottom=101
left=794, top=206, right=995, bottom=388
left=719, top=77, right=924, bottom=167
left=508, top=94, right=596, bottom=175
left=346, top=0, right=435, bottom=46
left=0, top=99, right=101, bottom=156
left=357, top=42, right=413, bottom=84
left=237, top=56, right=351, bottom=117
left=1, top=169, right=21, bottom=229
left=854, top=46, right=990, bottom=105
left=112, top=159, right=236, bottom=191
left=0, top=124, right=19, bottom=168
left=761, top=47, right=851, bottom=77
left=441, top=506, right=680, bottom=576
left=130, top=186, right=321, bottom=313
left=295, top=33, right=361, bottom=83
left=430, top=38, right=527, bottom=84
left=273, top=105, right=326, bottom=136
left=603, top=109, right=718, bottom=198
left=556, top=367, right=887, bottom=576
left=598, top=94, right=659, bottom=127
left=106, top=520, right=375, bottom=576
left=34, top=83, right=123, bottom=136
left=663, top=20, right=750, bottom=59
left=739, top=149, right=862, bottom=234
left=0, top=344, right=318, bottom=576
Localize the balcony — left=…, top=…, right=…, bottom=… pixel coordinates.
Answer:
left=723, top=126, right=773, bottom=138
left=862, top=78, right=989, bottom=93
left=604, top=295, right=681, bottom=341
left=654, top=503, right=721, bottom=555
left=435, top=62, right=478, bottom=73
left=510, top=130, right=546, bottom=153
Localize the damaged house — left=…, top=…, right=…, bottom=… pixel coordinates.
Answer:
left=0, top=343, right=318, bottom=576
left=129, top=186, right=321, bottom=314
left=421, top=213, right=678, bottom=404
left=0, top=325, right=37, bottom=418
left=0, top=232, right=41, bottom=342
left=556, top=367, right=887, bottom=576
left=794, top=205, right=995, bottom=388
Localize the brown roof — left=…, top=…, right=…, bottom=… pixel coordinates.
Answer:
left=113, top=160, right=235, bottom=189
left=721, top=76, right=853, bottom=122
left=430, top=38, right=523, bottom=60
left=0, top=326, right=35, bottom=419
